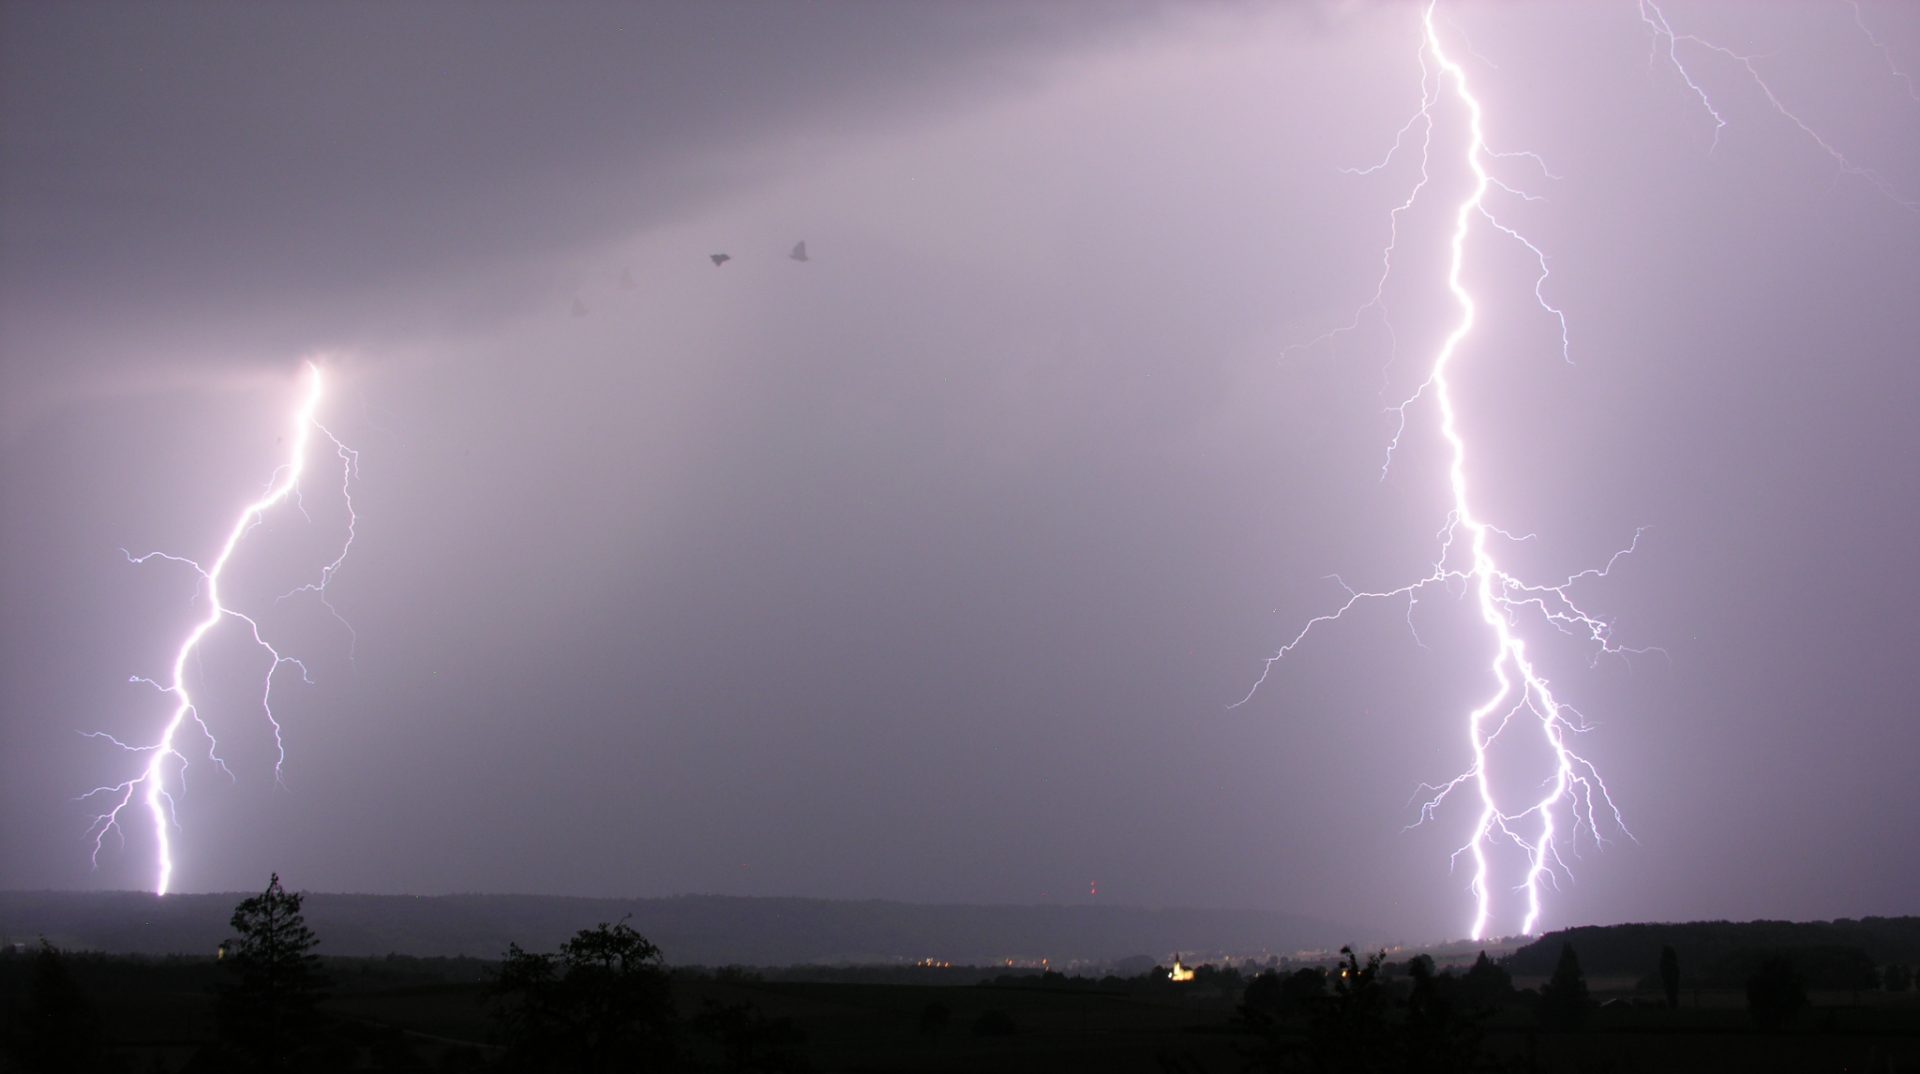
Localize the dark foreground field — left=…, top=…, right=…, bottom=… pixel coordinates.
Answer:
left=7, top=951, right=1920, bottom=1073
left=336, top=975, right=1920, bottom=1073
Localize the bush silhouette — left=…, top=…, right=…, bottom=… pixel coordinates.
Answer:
left=490, top=919, right=678, bottom=1072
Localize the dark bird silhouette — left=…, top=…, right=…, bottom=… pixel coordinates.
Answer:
left=619, top=268, right=636, bottom=290
left=710, top=253, right=731, bottom=267
left=570, top=298, right=589, bottom=317
left=789, top=241, right=810, bottom=263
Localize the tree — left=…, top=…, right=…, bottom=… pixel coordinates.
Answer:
left=1403, top=953, right=1485, bottom=1074
left=1458, top=951, right=1514, bottom=1011
left=1884, top=963, right=1913, bottom=993
left=1537, top=942, right=1591, bottom=1032
left=1236, top=969, right=1295, bottom=1072
left=490, top=919, right=678, bottom=1072
left=1301, top=947, right=1395, bottom=1073
left=1746, top=956, right=1808, bottom=1030
left=219, top=872, right=330, bottom=1070
left=1240, top=964, right=1335, bottom=1072
left=1658, top=944, right=1681, bottom=1010
left=1241, top=966, right=1328, bottom=1027
left=1193, top=962, right=1245, bottom=1001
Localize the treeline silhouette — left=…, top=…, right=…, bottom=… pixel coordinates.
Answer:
left=1506, top=918, right=1920, bottom=990
left=0, top=889, right=1343, bottom=963
left=1230, top=936, right=1916, bottom=1071
left=1, top=877, right=811, bottom=1072
left=6, top=883, right=1920, bottom=1072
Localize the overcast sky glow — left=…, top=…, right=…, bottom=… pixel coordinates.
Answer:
left=3, top=1, right=1917, bottom=944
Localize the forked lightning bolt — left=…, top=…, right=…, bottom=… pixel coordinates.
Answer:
left=79, top=362, right=357, bottom=896
left=1241, top=4, right=1652, bottom=940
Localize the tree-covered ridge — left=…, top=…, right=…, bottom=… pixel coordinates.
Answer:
left=1507, top=918, right=1920, bottom=987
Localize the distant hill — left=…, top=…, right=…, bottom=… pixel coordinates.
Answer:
left=0, top=890, right=1354, bottom=966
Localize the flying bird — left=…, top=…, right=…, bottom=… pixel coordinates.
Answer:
left=710, top=253, right=731, bottom=267
left=789, top=241, right=810, bottom=263
left=570, top=298, right=589, bottom=317
left=619, top=268, right=636, bottom=290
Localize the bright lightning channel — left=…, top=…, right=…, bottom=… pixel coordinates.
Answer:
left=80, top=361, right=358, bottom=896
left=1240, top=4, right=1652, bottom=941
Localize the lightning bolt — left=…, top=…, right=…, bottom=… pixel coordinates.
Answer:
left=1252, top=0, right=1915, bottom=939
left=1240, top=4, right=1654, bottom=941
left=79, top=361, right=357, bottom=896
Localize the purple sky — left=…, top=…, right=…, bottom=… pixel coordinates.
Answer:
left=3, top=1, right=1917, bottom=944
